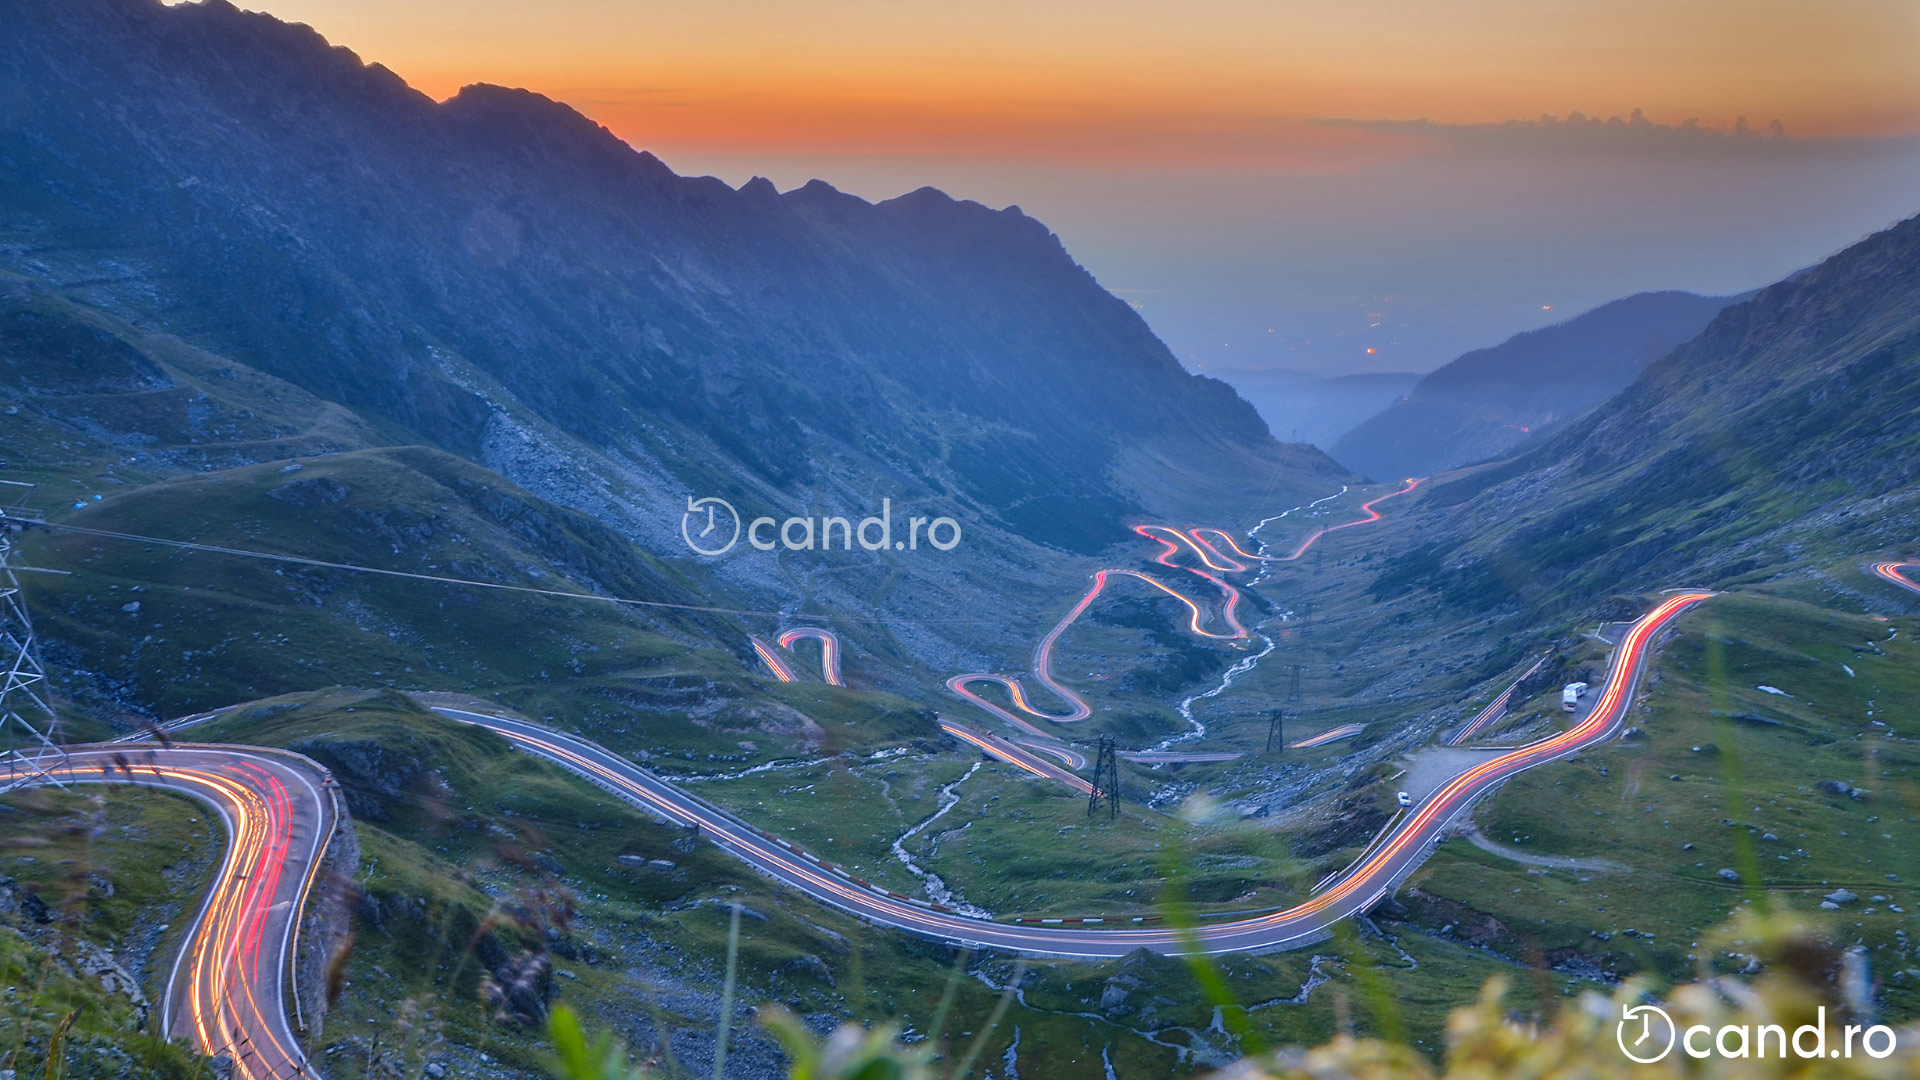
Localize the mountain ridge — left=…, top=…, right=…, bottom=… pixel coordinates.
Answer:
left=1387, top=212, right=1920, bottom=613
left=1211, top=367, right=1422, bottom=451
left=1, top=0, right=1348, bottom=695
left=4, top=0, right=1284, bottom=470
left=1331, top=290, right=1741, bottom=480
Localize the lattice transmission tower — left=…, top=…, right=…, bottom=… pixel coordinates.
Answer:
left=1086, top=736, right=1120, bottom=820
left=0, top=485, right=67, bottom=794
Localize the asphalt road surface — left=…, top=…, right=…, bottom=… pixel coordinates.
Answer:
left=1873, top=561, right=1920, bottom=596
left=946, top=480, right=1419, bottom=736
left=2, top=744, right=337, bottom=1080
left=432, top=590, right=1709, bottom=957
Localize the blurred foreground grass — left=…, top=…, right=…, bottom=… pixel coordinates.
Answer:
left=549, top=909, right=1920, bottom=1080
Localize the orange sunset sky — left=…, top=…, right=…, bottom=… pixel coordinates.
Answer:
left=232, top=0, right=1918, bottom=152
left=229, top=0, right=1920, bottom=374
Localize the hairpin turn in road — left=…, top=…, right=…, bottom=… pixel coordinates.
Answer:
left=1, top=745, right=338, bottom=1080
left=431, top=588, right=1709, bottom=958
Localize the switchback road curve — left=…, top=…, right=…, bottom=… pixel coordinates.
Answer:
left=947, top=480, right=1421, bottom=737
left=945, top=567, right=1246, bottom=735
left=752, top=628, right=845, bottom=685
left=0, top=584, right=1706, bottom=1080
left=935, top=721, right=1095, bottom=795
left=1872, top=561, right=1920, bottom=596
left=749, top=630, right=1103, bottom=783
left=1, top=745, right=337, bottom=1080
left=1190, top=478, right=1422, bottom=566
left=433, top=590, right=1709, bottom=957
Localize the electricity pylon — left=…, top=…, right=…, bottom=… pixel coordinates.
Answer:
left=1087, top=736, right=1119, bottom=820
left=0, top=489, right=67, bottom=794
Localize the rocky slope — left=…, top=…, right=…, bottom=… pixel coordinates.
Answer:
left=1383, top=213, right=1920, bottom=614
left=0, top=0, right=1351, bottom=690
left=0, top=0, right=1340, bottom=539
left=1332, top=291, right=1738, bottom=481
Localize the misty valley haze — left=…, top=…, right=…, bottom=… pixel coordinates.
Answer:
left=2, top=2, right=1920, bottom=1080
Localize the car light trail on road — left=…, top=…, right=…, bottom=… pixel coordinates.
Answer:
left=752, top=628, right=846, bottom=685
left=776, top=628, right=844, bottom=685
left=949, top=481, right=1420, bottom=735
left=1016, top=740, right=1089, bottom=769
left=1290, top=723, right=1365, bottom=749
left=1193, top=478, right=1422, bottom=565
left=434, top=591, right=1708, bottom=957
left=938, top=722, right=1097, bottom=794
left=749, top=636, right=798, bottom=682
left=1, top=746, right=337, bottom=1080
left=1872, top=561, right=1920, bottom=596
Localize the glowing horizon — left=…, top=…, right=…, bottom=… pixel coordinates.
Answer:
left=218, top=0, right=1920, bottom=376
left=240, top=0, right=1918, bottom=160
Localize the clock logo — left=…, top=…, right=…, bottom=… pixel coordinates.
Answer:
left=681, top=496, right=740, bottom=556
left=1617, top=1003, right=1676, bottom=1064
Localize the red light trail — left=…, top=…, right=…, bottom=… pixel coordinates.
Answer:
left=752, top=628, right=845, bottom=685
left=2, top=746, right=337, bottom=1080
left=948, top=480, right=1420, bottom=734
left=433, top=592, right=1709, bottom=955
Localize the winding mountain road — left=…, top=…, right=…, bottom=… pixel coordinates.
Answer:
left=1290, top=723, right=1365, bottom=749
left=34, top=485, right=1881, bottom=1065
left=431, top=588, right=1708, bottom=957
left=1448, top=653, right=1551, bottom=746
left=0, top=581, right=1717, bottom=1080
left=1, top=744, right=337, bottom=1080
left=1872, top=561, right=1920, bottom=596
left=753, top=628, right=845, bottom=685
left=933, top=721, right=1094, bottom=794
left=946, top=480, right=1420, bottom=737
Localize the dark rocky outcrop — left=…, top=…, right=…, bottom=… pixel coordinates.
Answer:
left=0, top=0, right=1347, bottom=557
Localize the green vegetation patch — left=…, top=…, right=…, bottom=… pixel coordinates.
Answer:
left=1404, top=591, right=1920, bottom=1020
left=0, top=784, right=223, bottom=1078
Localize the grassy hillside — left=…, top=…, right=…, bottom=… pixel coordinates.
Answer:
left=0, top=274, right=384, bottom=498
left=1384, top=214, right=1920, bottom=621
left=21, top=446, right=731, bottom=719
left=1396, top=585, right=1920, bottom=1019
left=1332, top=291, right=1734, bottom=482
left=0, top=784, right=222, bottom=1078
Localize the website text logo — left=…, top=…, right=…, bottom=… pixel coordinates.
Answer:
left=1619, top=1003, right=1897, bottom=1064
left=681, top=497, right=961, bottom=556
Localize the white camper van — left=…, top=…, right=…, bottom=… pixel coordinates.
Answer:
left=1561, top=681, right=1589, bottom=712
